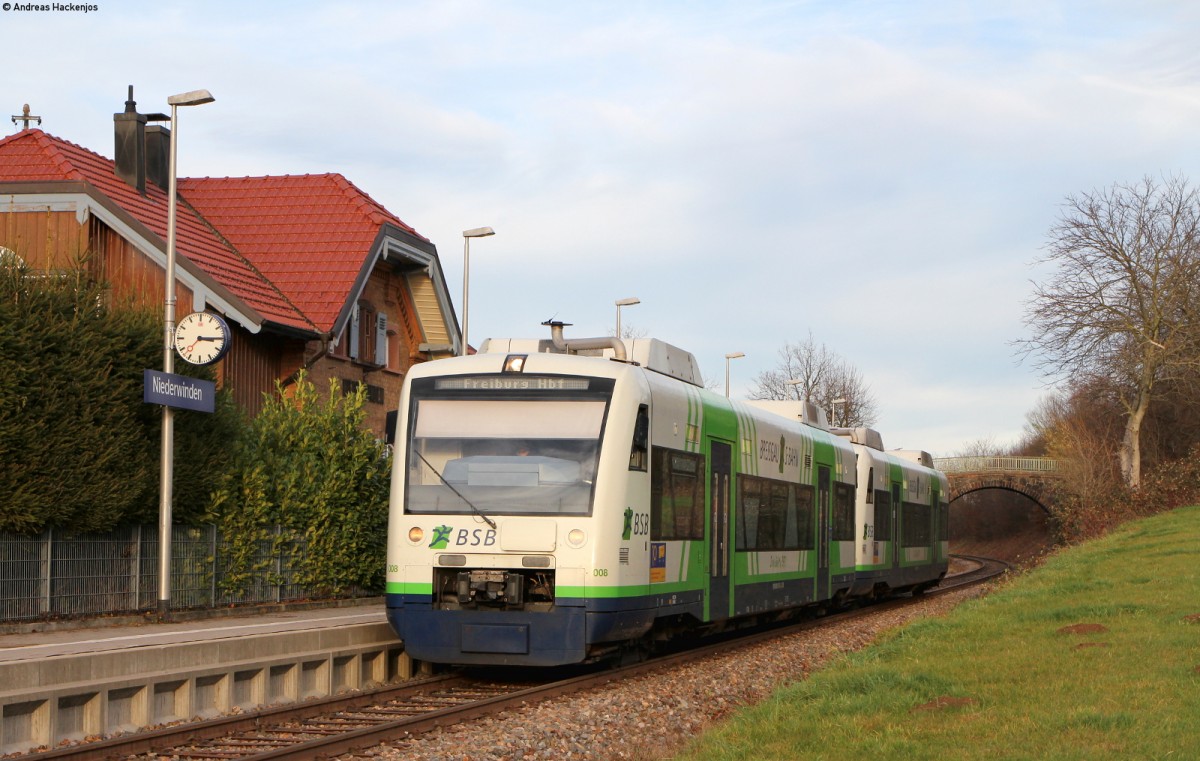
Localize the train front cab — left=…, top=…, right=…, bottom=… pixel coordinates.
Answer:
left=386, top=351, right=653, bottom=667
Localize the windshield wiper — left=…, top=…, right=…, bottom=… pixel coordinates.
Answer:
left=414, top=450, right=497, bottom=529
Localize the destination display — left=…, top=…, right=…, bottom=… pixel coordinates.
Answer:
left=434, top=376, right=590, bottom=391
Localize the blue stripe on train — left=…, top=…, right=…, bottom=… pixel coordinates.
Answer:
left=386, top=591, right=703, bottom=667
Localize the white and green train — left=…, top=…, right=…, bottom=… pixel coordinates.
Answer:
left=386, top=323, right=948, bottom=666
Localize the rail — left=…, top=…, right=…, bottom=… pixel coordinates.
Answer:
left=933, top=456, right=1059, bottom=474
left=15, top=561, right=1005, bottom=761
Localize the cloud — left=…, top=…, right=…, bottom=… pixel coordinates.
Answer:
left=10, top=0, right=1200, bottom=459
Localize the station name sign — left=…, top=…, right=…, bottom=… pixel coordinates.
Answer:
left=434, top=376, right=590, bottom=391
left=143, top=370, right=216, bottom=413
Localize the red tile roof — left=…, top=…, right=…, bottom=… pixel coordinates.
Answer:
left=0, top=129, right=427, bottom=336
left=179, top=174, right=425, bottom=332
left=0, top=128, right=312, bottom=332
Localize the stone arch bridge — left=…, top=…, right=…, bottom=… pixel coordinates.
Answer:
left=933, top=457, right=1063, bottom=560
left=933, top=456, right=1062, bottom=513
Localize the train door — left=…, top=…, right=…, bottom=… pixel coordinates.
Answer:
left=708, top=439, right=732, bottom=620
left=930, top=487, right=941, bottom=562
left=891, top=483, right=902, bottom=569
left=816, top=466, right=831, bottom=601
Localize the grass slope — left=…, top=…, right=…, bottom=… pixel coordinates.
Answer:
left=676, top=505, right=1200, bottom=760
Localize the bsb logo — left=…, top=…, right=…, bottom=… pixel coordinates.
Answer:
left=428, top=525, right=497, bottom=549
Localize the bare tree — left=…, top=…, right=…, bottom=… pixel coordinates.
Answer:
left=1026, top=382, right=1125, bottom=511
left=952, top=436, right=1003, bottom=458
left=1020, top=175, right=1200, bottom=487
left=748, top=332, right=878, bottom=427
left=610, top=322, right=648, bottom=340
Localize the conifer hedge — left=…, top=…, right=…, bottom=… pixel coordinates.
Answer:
left=0, top=258, right=240, bottom=533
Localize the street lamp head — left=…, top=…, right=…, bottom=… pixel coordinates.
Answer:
left=167, top=89, right=215, bottom=107
left=461, top=226, right=495, bottom=356
left=615, top=297, right=641, bottom=307
left=724, top=352, right=744, bottom=398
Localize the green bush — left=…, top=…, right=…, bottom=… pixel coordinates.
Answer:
left=209, top=372, right=390, bottom=597
left=0, top=258, right=239, bottom=532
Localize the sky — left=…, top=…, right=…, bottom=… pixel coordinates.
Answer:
left=5, top=0, right=1200, bottom=456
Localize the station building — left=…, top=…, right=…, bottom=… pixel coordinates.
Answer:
left=0, top=91, right=460, bottom=436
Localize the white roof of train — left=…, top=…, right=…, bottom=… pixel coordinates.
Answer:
left=479, top=336, right=704, bottom=387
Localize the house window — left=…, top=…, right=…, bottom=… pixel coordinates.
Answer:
left=332, top=303, right=396, bottom=368
left=339, top=301, right=388, bottom=366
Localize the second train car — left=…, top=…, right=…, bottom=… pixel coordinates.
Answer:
left=385, top=324, right=947, bottom=666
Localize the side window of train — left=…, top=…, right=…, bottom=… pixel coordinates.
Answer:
left=629, top=404, right=649, bottom=471
left=736, top=477, right=763, bottom=550
left=874, top=490, right=891, bottom=539
left=650, top=447, right=705, bottom=540
left=794, top=484, right=815, bottom=550
left=832, top=483, right=855, bottom=541
left=901, top=501, right=932, bottom=547
left=736, top=474, right=810, bottom=551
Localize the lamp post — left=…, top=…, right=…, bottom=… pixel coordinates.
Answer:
left=158, top=88, right=214, bottom=621
left=724, top=352, right=744, bottom=398
left=830, top=397, right=847, bottom=427
left=461, top=226, right=495, bottom=356
left=614, top=296, right=640, bottom=339
left=785, top=379, right=803, bottom=400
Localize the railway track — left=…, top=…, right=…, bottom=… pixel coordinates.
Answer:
left=15, top=555, right=1004, bottom=761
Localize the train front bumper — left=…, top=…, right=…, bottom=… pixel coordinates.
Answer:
left=387, top=595, right=587, bottom=667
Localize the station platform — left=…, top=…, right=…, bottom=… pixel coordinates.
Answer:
left=0, top=601, right=409, bottom=755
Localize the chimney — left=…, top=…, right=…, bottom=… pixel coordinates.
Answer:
left=113, top=85, right=147, bottom=194
left=145, top=124, right=171, bottom=190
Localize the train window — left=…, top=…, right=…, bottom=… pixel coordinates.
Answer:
left=650, top=447, right=705, bottom=540
left=901, top=501, right=932, bottom=547
left=405, top=397, right=607, bottom=517
left=874, top=490, right=891, bottom=541
left=736, top=475, right=809, bottom=551
left=832, top=483, right=855, bottom=541
left=794, top=485, right=814, bottom=550
left=736, top=477, right=761, bottom=550
left=629, top=405, right=649, bottom=472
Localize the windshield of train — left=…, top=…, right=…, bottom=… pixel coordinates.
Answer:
left=404, top=375, right=613, bottom=517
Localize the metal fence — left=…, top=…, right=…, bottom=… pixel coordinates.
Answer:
left=0, top=525, right=357, bottom=622
left=933, top=456, right=1060, bottom=474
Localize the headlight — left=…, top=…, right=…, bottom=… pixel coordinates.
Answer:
left=567, top=529, right=586, bottom=547
left=407, top=526, right=424, bottom=543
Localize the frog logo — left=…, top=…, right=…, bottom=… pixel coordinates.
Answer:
left=622, top=507, right=633, bottom=540
left=428, top=525, right=453, bottom=549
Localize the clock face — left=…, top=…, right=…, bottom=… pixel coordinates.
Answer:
left=174, top=312, right=231, bottom=366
